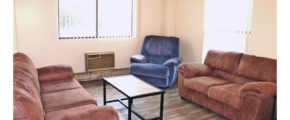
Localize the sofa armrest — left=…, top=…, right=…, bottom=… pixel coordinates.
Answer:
left=239, top=82, right=276, bottom=99
left=37, top=65, right=74, bottom=83
left=162, top=58, right=181, bottom=67
left=130, top=54, right=147, bottom=63
left=178, top=62, right=212, bottom=78
left=93, top=106, right=119, bottom=120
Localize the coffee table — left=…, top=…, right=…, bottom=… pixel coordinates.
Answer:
left=103, top=75, right=165, bottom=120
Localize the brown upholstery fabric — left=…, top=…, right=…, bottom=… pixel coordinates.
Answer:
left=45, top=104, right=119, bottom=120
left=13, top=52, right=119, bottom=120
left=14, top=53, right=44, bottom=120
left=14, top=53, right=41, bottom=93
left=38, top=65, right=75, bottom=83
left=211, top=69, right=256, bottom=84
left=239, top=82, right=276, bottom=99
left=40, top=79, right=82, bottom=93
left=178, top=50, right=276, bottom=120
left=184, top=77, right=230, bottom=94
left=208, top=83, right=242, bottom=109
left=237, top=54, right=277, bottom=82
left=204, top=50, right=242, bottom=73
left=42, top=88, right=97, bottom=112
left=178, top=62, right=212, bottom=78
left=240, top=95, right=274, bottom=120
left=223, top=104, right=239, bottom=120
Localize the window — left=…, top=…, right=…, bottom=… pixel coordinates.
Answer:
left=58, top=0, right=134, bottom=39
left=202, top=0, right=253, bottom=61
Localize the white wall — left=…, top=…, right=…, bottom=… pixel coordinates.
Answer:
left=14, top=0, right=276, bottom=73
left=14, top=0, right=163, bottom=72
left=161, top=0, right=176, bottom=36
left=13, top=19, right=17, bottom=53
left=176, top=0, right=204, bottom=63
left=247, top=0, right=276, bottom=58
left=175, top=0, right=276, bottom=63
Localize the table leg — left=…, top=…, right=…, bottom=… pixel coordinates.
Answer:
left=128, top=98, right=132, bottom=120
left=103, top=80, right=106, bottom=105
left=160, top=93, right=164, bottom=120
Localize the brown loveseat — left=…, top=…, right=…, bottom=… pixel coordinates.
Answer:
left=14, top=52, right=119, bottom=120
left=178, top=50, right=276, bottom=120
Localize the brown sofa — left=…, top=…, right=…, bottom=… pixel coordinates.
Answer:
left=178, top=50, right=276, bottom=120
left=13, top=52, right=119, bottom=120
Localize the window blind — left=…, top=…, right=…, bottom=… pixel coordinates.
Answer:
left=98, top=0, right=133, bottom=38
left=59, top=0, right=97, bottom=39
left=202, top=0, right=253, bottom=61
left=58, top=0, right=134, bottom=39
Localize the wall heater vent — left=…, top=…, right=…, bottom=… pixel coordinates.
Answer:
left=85, top=52, right=115, bottom=72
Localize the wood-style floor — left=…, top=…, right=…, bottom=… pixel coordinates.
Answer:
left=80, top=80, right=228, bottom=120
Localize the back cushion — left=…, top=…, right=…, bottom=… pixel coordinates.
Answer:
left=211, top=69, right=257, bottom=84
left=204, top=50, right=242, bottom=73
left=141, top=35, right=179, bottom=64
left=14, top=53, right=44, bottom=120
left=237, top=54, right=277, bottom=82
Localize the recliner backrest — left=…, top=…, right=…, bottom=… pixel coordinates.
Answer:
left=141, top=35, right=179, bottom=64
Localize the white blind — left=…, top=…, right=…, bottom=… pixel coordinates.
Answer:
left=202, top=0, right=252, bottom=61
left=59, top=0, right=96, bottom=38
left=58, top=0, right=134, bottom=39
left=98, top=0, right=133, bottom=38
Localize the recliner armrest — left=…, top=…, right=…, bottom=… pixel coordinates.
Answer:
left=239, top=82, right=276, bottom=99
left=37, top=65, right=74, bottom=83
left=130, top=54, right=147, bottom=63
left=178, top=63, right=212, bottom=78
left=162, top=58, right=181, bottom=67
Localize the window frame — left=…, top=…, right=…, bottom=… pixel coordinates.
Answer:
left=57, top=0, right=136, bottom=40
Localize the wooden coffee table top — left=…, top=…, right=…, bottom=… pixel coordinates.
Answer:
left=103, top=75, right=164, bottom=97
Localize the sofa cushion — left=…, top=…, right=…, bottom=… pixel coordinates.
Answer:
left=208, top=83, right=242, bottom=109
left=204, top=50, right=242, bottom=73
left=211, top=69, right=255, bottom=84
left=237, top=54, right=277, bottom=82
left=40, top=79, right=82, bottom=93
left=130, top=63, right=169, bottom=79
left=184, top=76, right=231, bottom=94
left=38, top=65, right=75, bottom=83
left=45, top=104, right=119, bottom=120
left=42, top=88, right=97, bottom=112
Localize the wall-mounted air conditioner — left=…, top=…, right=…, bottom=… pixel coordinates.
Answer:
left=84, top=52, right=115, bottom=72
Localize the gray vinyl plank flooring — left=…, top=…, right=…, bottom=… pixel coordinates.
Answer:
left=80, top=80, right=227, bottom=120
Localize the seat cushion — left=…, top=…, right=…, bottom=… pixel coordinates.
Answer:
left=208, top=83, right=242, bottom=109
left=184, top=76, right=230, bottom=94
left=42, top=88, right=97, bottom=112
left=130, top=63, right=169, bottom=79
left=40, top=79, right=82, bottom=93
left=45, top=104, right=118, bottom=120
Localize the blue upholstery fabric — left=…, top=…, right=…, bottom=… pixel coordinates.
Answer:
left=130, top=55, right=147, bottom=63
left=130, top=63, right=169, bottom=79
left=129, top=35, right=180, bottom=88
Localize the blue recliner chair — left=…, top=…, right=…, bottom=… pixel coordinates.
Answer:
left=129, top=35, right=181, bottom=88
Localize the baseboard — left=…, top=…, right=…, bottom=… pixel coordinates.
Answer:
left=75, top=68, right=129, bottom=81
